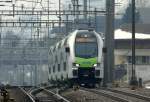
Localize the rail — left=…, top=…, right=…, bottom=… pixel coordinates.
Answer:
left=106, top=88, right=150, bottom=101
left=19, top=87, right=35, bottom=102
left=41, top=87, right=70, bottom=102
left=81, top=88, right=129, bottom=102
left=30, top=87, right=70, bottom=102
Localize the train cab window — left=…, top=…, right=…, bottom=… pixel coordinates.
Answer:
left=58, top=64, right=60, bottom=72
left=75, top=42, right=98, bottom=58
left=75, top=31, right=98, bottom=58
left=53, top=66, right=55, bottom=73
left=63, top=62, right=66, bottom=71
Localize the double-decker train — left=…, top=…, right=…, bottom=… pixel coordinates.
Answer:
left=48, top=29, right=103, bottom=87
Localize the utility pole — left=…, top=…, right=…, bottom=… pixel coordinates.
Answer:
left=94, top=8, right=97, bottom=31
left=130, top=0, right=138, bottom=87
left=59, top=0, right=61, bottom=34
left=66, top=15, right=69, bottom=34
left=72, top=0, right=76, bottom=17
left=0, top=16, right=1, bottom=46
left=48, top=0, right=50, bottom=37
left=76, top=0, right=79, bottom=20
left=22, top=48, right=25, bottom=86
left=103, top=0, right=115, bottom=87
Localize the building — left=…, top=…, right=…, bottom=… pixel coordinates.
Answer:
left=114, top=29, right=150, bottom=83
left=139, top=7, right=150, bottom=24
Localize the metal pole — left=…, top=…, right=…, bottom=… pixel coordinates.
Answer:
left=94, top=8, right=97, bottom=31
left=59, top=0, right=61, bottom=33
left=72, top=0, right=75, bottom=16
left=76, top=0, right=79, bottom=20
left=83, top=0, right=87, bottom=20
left=66, top=15, right=68, bottom=34
left=103, top=0, right=115, bottom=87
left=88, top=0, right=91, bottom=27
left=48, top=0, right=50, bottom=37
left=130, top=0, right=138, bottom=86
left=23, top=65, right=24, bottom=86
left=35, top=65, right=37, bottom=86
left=22, top=48, right=25, bottom=86
left=0, top=16, right=1, bottom=45
left=31, top=67, right=33, bottom=86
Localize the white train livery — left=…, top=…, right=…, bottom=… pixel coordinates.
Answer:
left=48, top=29, right=103, bottom=86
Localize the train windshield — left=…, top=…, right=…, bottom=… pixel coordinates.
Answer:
left=75, top=42, right=98, bottom=58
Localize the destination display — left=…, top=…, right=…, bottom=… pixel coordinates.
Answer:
left=76, top=37, right=96, bottom=42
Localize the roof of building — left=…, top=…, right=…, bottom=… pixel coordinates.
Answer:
left=114, top=29, right=150, bottom=49
left=115, top=29, right=150, bottom=39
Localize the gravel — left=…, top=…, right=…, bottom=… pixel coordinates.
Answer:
left=62, top=89, right=116, bottom=102
left=114, top=87, right=150, bottom=97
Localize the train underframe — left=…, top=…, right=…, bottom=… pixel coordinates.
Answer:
left=49, top=68, right=102, bottom=88
left=70, top=68, right=102, bottom=87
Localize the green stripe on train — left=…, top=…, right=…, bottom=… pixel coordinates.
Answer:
left=75, top=57, right=97, bottom=68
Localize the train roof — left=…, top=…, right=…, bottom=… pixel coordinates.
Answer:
left=49, top=29, right=102, bottom=52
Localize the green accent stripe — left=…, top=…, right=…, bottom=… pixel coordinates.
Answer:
left=75, top=57, right=97, bottom=68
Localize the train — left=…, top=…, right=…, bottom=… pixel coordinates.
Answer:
left=48, top=29, right=103, bottom=87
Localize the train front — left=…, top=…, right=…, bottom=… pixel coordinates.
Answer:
left=72, top=30, right=103, bottom=87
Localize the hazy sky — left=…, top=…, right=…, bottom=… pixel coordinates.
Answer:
left=0, top=0, right=149, bottom=20
left=0, top=0, right=129, bottom=11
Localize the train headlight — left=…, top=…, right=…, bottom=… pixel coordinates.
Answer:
left=73, top=63, right=80, bottom=67
left=93, top=63, right=100, bottom=67
left=75, top=64, right=80, bottom=67
left=93, top=64, right=97, bottom=67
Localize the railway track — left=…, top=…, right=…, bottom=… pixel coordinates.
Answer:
left=105, top=88, right=150, bottom=102
left=19, top=87, right=36, bottom=102
left=30, top=87, right=70, bottom=102
left=81, top=88, right=150, bottom=102
left=81, top=88, right=129, bottom=102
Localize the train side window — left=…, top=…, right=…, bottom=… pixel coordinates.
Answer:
left=58, top=64, right=60, bottom=72
left=55, top=55, right=58, bottom=63
left=65, top=47, right=70, bottom=53
left=53, top=66, right=55, bottom=73
left=60, top=52, right=63, bottom=60
left=49, top=67, right=51, bottom=74
left=63, top=62, right=66, bottom=71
